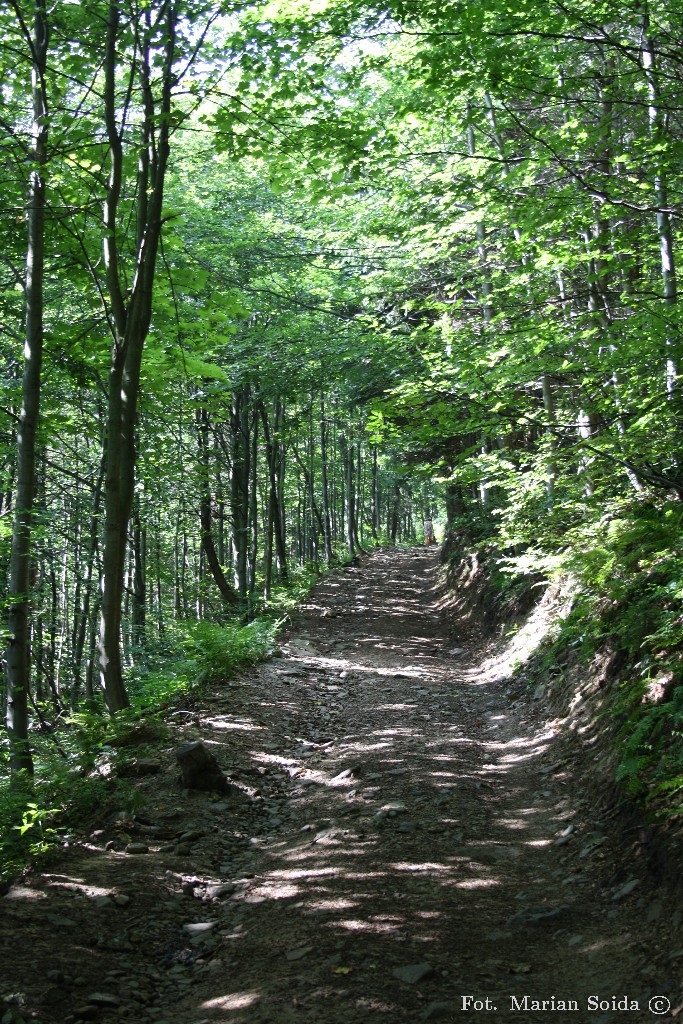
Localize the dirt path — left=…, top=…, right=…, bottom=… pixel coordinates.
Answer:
left=2, top=548, right=681, bottom=1024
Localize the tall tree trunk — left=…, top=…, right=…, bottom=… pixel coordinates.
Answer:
left=353, top=438, right=364, bottom=552
left=248, top=409, right=259, bottom=609
left=466, top=108, right=493, bottom=323
left=131, top=497, right=146, bottom=650
left=320, top=393, right=334, bottom=563
left=340, top=433, right=357, bottom=557
left=389, top=480, right=401, bottom=544
left=370, top=446, right=379, bottom=540
left=259, top=398, right=288, bottom=582
left=197, top=407, right=238, bottom=606
left=230, top=388, right=251, bottom=601
left=639, top=5, right=679, bottom=394
left=5, top=0, right=49, bottom=781
left=72, top=455, right=105, bottom=704
left=99, top=3, right=176, bottom=713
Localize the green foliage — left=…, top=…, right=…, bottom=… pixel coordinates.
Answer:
left=452, top=489, right=683, bottom=818
left=0, top=788, right=55, bottom=882
left=263, top=565, right=320, bottom=613
left=614, top=683, right=683, bottom=815
left=187, top=618, right=279, bottom=686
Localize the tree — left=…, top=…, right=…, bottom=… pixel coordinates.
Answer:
left=4, top=0, right=49, bottom=781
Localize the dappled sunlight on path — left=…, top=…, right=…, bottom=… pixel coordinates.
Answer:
left=2, top=548, right=671, bottom=1024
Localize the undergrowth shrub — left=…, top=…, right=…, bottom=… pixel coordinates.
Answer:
left=186, top=618, right=279, bottom=685
left=0, top=610, right=282, bottom=884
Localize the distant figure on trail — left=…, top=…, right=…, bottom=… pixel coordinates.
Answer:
left=423, top=519, right=436, bottom=546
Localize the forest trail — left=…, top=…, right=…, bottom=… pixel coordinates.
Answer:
left=2, top=549, right=679, bottom=1024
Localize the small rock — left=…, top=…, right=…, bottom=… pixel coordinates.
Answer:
left=375, top=802, right=407, bottom=820
left=579, top=834, right=606, bottom=859
left=204, top=883, right=235, bottom=900
left=612, top=879, right=640, bottom=901
left=74, top=1005, right=99, bottom=1020
left=125, top=843, right=149, bottom=855
left=507, top=904, right=569, bottom=927
left=118, top=758, right=162, bottom=777
left=178, top=829, right=204, bottom=843
left=392, top=962, right=434, bottom=985
left=286, top=946, right=314, bottom=961
left=114, top=894, right=131, bottom=907
left=87, top=993, right=121, bottom=1007
left=182, top=921, right=218, bottom=935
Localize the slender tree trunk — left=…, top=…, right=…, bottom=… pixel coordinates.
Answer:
left=353, top=438, right=364, bottom=552
left=72, top=455, right=105, bottom=704
left=389, top=480, right=400, bottom=544
left=340, top=433, right=357, bottom=557
left=131, top=496, right=146, bottom=651
left=155, top=521, right=164, bottom=636
left=249, top=410, right=259, bottom=609
left=370, top=446, right=379, bottom=540
left=5, top=0, right=49, bottom=780
left=320, top=393, right=334, bottom=563
left=259, top=398, right=288, bottom=581
left=197, top=407, right=238, bottom=606
left=99, top=3, right=176, bottom=713
left=640, top=6, right=679, bottom=393
left=230, top=389, right=251, bottom=600
left=467, top=108, right=493, bottom=323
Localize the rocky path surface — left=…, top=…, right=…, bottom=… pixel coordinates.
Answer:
left=2, top=548, right=682, bottom=1024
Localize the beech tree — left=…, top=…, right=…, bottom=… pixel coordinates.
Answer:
left=3, top=0, right=49, bottom=781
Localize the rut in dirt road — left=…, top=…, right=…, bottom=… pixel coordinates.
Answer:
left=2, top=548, right=675, bottom=1024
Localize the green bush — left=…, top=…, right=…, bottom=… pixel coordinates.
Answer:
left=188, top=617, right=278, bottom=685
